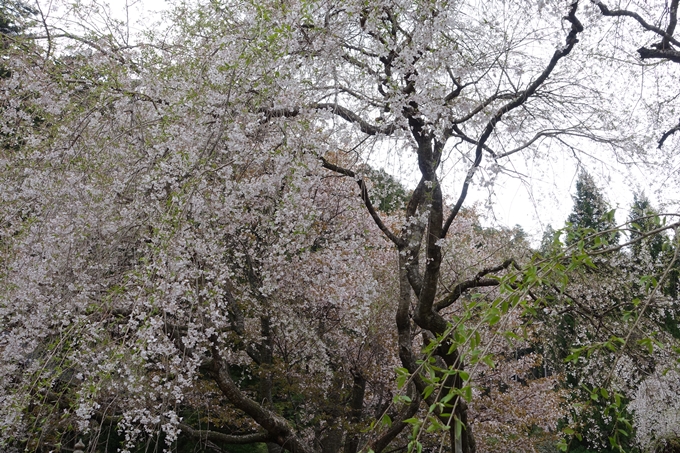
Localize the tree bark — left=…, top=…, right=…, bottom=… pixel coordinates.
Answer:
left=343, top=373, right=367, bottom=453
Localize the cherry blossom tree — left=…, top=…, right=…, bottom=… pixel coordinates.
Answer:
left=1, top=0, right=679, bottom=453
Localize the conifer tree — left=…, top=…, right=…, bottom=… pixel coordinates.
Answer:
left=628, top=192, right=664, bottom=263
left=0, top=1, right=36, bottom=79
left=0, top=0, right=34, bottom=36
left=539, top=224, right=560, bottom=255
left=566, top=171, right=618, bottom=247
left=627, top=193, right=680, bottom=298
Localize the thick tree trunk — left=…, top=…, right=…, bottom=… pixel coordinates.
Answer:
left=343, top=373, right=367, bottom=453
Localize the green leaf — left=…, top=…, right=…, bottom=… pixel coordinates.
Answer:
left=482, top=355, right=495, bottom=369
left=440, top=392, right=454, bottom=405
left=463, top=385, right=472, bottom=402
left=455, top=417, right=462, bottom=439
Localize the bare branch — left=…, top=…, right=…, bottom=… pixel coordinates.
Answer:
left=658, top=118, right=680, bottom=148
left=592, top=1, right=680, bottom=48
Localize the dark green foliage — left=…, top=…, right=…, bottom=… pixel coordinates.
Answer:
left=0, top=0, right=35, bottom=36
left=365, top=167, right=409, bottom=214
left=626, top=194, right=680, bottom=334
left=539, top=224, right=561, bottom=255
left=566, top=172, right=619, bottom=247
left=1, top=1, right=37, bottom=79
left=628, top=192, right=664, bottom=261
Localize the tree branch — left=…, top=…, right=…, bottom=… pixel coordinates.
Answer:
left=450, top=92, right=516, bottom=125
left=637, top=46, right=680, bottom=63
left=664, top=0, right=679, bottom=48
left=314, top=103, right=398, bottom=135
left=435, top=259, right=516, bottom=311
left=658, top=118, right=680, bottom=148
left=321, top=157, right=403, bottom=247
left=210, top=349, right=315, bottom=453
left=370, top=393, right=421, bottom=453
left=592, top=1, right=680, bottom=48
left=178, top=423, right=271, bottom=445
left=259, top=103, right=398, bottom=135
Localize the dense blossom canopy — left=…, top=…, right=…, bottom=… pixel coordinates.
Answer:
left=0, top=1, right=679, bottom=453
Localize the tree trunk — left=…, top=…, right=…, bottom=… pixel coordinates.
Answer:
left=343, top=373, right=366, bottom=453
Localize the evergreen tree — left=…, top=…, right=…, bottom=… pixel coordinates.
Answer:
left=566, top=171, right=618, bottom=247
left=539, top=224, right=561, bottom=255
left=365, top=167, right=409, bottom=214
left=628, top=192, right=664, bottom=262
left=1, top=1, right=36, bottom=79
left=627, top=193, right=679, bottom=299
left=0, top=0, right=35, bottom=36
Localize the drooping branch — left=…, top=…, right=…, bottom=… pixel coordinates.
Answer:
left=441, top=1, right=584, bottom=239
left=496, top=128, right=622, bottom=159
left=435, top=259, right=517, bottom=311
left=321, top=157, right=403, bottom=246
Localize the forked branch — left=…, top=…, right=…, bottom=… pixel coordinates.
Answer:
left=435, top=259, right=517, bottom=311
